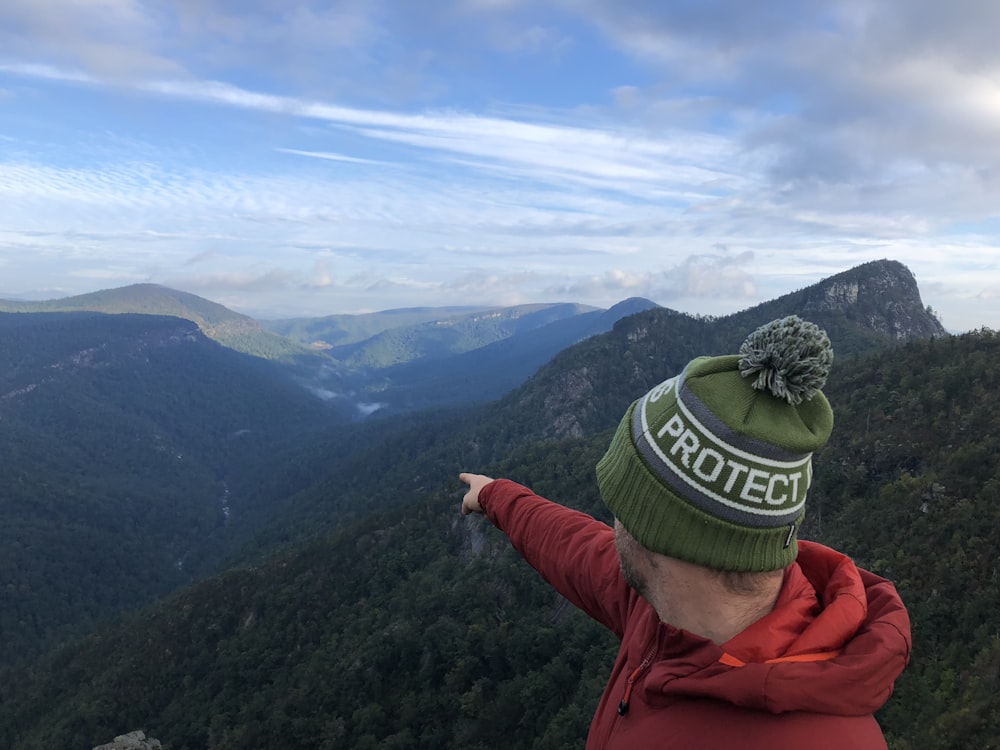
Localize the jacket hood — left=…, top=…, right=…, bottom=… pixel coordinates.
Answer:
left=643, top=541, right=912, bottom=716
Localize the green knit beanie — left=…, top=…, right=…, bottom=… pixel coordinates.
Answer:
left=595, top=315, right=834, bottom=572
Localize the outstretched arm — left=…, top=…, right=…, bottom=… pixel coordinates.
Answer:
left=458, top=473, right=630, bottom=637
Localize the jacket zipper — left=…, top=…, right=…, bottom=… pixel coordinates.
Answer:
left=617, top=646, right=656, bottom=716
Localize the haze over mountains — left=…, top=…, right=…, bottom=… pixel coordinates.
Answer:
left=3, top=259, right=989, bottom=748
left=1, top=286, right=659, bottom=418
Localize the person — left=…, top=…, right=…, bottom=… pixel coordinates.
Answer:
left=459, top=315, right=911, bottom=749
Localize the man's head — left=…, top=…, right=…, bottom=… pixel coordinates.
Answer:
left=613, top=518, right=784, bottom=605
left=596, top=315, right=834, bottom=573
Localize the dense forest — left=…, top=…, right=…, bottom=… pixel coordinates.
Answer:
left=0, top=260, right=985, bottom=749
left=2, top=325, right=997, bottom=747
left=0, top=312, right=341, bottom=664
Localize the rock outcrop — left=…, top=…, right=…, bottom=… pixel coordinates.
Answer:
left=92, top=729, right=162, bottom=750
left=797, top=259, right=948, bottom=340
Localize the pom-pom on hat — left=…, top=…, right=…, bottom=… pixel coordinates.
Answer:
left=595, top=316, right=835, bottom=572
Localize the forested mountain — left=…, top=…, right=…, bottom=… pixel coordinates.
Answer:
left=0, top=259, right=964, bottom=748
left=208, top=260, right=945, bottom=553
left=500, top=259, right=947, bottom=442
left=0, top=295, right=651, bottom=664
left=271, top=303, right=603, bottom=366
left=355, top=298, right=660, bottom=413
left=0, top=284, right=316, bottom=362
left=1, top=326, right=993, bottom=750
left=0, top=312, right=342, bottom=665
left=264, top=299, right=660, bottom=415
left=261, top=306, right=491, bottom=349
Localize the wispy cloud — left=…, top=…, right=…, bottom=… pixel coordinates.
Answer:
left=276, top=148, right=390, bottom=166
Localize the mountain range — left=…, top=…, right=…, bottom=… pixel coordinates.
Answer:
left=1, top=287, right=660, bottom=417
left=2, top=258, right=984, bottom=749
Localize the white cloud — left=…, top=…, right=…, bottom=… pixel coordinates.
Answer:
left=1, top=1, right=1000, bottom=330
left=0, top=0, right=178, bottom=79
left=573, top=0, right=1000, bottom=188
left=543, top=252, right=757, bottom=304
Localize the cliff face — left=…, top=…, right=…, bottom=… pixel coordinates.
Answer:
left=799, top=259, right=948, bottom=340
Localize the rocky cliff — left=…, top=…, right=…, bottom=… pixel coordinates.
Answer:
left=92, top=730, right=162, bottom=750
left=797, top=259, right=947, bottom=340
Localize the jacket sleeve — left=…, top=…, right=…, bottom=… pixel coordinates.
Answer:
left=479, top=478, right=630, bottom=638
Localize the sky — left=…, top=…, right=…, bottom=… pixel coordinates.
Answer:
left=1, top=1, right=999, bottom=331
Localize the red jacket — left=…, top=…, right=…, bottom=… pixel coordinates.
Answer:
left=479, top=479, right=911, bottom=749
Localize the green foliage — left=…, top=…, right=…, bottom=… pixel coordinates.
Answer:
left=0, top=495, right=616, bottom=749
left=813, top=328, right=1000, bottom=747
left=0, top=312, right=339, bottom=665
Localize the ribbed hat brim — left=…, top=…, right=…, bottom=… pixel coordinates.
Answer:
left=596, top=403, right=802, bottom=572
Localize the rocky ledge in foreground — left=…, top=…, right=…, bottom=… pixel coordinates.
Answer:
left=92, top=729, right=162, bottom=750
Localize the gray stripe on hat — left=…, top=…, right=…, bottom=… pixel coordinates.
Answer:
left=678, top=379, right=805, bottom=463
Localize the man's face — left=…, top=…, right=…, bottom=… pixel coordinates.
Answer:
left=614, top=519, right=648, bottom=595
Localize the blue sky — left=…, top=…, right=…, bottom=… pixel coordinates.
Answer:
left=1, top=1, right=999, bottom=332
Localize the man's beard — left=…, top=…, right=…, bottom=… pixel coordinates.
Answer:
left=615, top=522, right=649, bottom=596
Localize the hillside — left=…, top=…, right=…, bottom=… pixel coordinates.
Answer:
left=325, top=303, right=602, bottom=368
left=196, top=260, right=948, bottom=554
left=0, top=284, right=317, bottom=362
left=356, top=298, right=659, bottom=413
left=261, top=306, right=491, bottom=349
left=0, top=311, right=342, bottom=664
left=1, top=327, right=995, bottom=749
left=276, top=299, right=658, bottom=417
left=500, top=259, right=947, bottom=442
